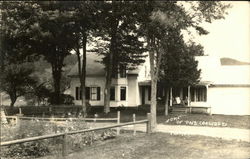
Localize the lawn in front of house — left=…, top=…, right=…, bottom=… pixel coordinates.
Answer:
left=162, top=113, right=250, bottom=129
left=87, top=106, right=250, bottom=129
left=42, top=132, right=250, bottom=159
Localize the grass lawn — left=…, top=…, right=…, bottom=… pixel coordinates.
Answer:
left=42, top=132, right=250, bottom=159
left=87, top=106, right=250, bottom=129
left=162, top=113, right=250, bottom=129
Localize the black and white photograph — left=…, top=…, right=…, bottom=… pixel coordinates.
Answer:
left=0, top=1, right=249, bottom=159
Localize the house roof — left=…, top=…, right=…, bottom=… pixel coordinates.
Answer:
left=67, top=52, right=141, bottom=77
left=195, top=56, right=250, bottom=85
left=68, top=52, right=106, bottom=77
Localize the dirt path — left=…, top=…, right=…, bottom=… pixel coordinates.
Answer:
left=54, top=121, right=250, bottom=142
left=120, top=123, right=250, bottom=142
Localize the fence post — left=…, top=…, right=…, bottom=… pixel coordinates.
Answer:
left=146, top=113, right=151, bottom=134
left=49, top=106, right=52, bottom=115
left=94, top=114, right=97, bottom=127
left=62, top=133, right=67, bottom=157
left=116, top=111, right=120, bottom=135
left=133, top=114, right=136, bottom=136
left=19, top=107, right=22, bottom=115
left=50, top=114, right=54, bottom=122
left=16, top=115, right=20, bottom=128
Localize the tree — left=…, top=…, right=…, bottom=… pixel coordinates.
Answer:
left=0, top=2, right=40, bottom=108
left=0, top=63, right=36, bottom=109
left=68, top=1, right=101, bottom=116
left=159, top=30, right=202, bottom=115
left=95, top=1, right=146, bottom=113
left=0, top=1, right=71, bottom=104
left=136, top=1, right=230, bottom=131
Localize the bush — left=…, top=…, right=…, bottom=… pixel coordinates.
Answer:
left=48, top=93, right=74, bottom=105
left=2, top=141, right=50, bottom=159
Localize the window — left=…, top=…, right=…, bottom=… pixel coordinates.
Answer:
left=119, top=65, right=127, bottom=78
left=90, top=87, right=100, bottom=101
left=91, top=87, right=97, bottom=100
left=110, top=87, right=115, bottom=101
left=120, top=87, right=126, bottom=101
left=75, top=87, right=100, bottom=101
left=190, top=86, right=207, bottom=102
left=111, top=72, right=118, bottom=78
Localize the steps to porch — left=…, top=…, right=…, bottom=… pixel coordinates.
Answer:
left=171, top=105, right=211, bottom=115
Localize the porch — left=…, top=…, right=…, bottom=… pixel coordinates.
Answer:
left=168, top=85, right=211, bottom=115
left=139, top=83, right=212, bottom=115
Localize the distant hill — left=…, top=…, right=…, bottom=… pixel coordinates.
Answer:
left=220, top=57, right=250, bottom=65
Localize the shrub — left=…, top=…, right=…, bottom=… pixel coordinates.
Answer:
left=2, top=141, right=50, bottom=159
left=48, top=93, right=74, bottom=105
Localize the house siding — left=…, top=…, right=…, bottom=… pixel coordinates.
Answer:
left=127, top=75, right=139, bottom=106
left=71, top=75, right=141, bottom=107
left=70, top=77, right=106, bottom=106
left=208, top=86, right=250, bottom=115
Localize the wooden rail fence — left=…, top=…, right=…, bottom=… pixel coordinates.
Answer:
left=1, top=113, right=151, bottom=157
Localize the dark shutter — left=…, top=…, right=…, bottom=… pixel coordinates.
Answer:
left=110, top=87, right=115, bottom=100
left=97, top=87, right=101, bottom=100
left=86, top=87, right=90, bottom=100
left=76, top=87, right=79, bottom=100
left=148, top=87, right=151, bottom=101
left=80, top=88, right=82, bottom=100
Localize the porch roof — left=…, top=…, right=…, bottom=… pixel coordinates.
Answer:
left=138, top=80, right=151, bottom=86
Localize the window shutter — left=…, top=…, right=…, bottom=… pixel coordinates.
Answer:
left=86, top=87, right=90, bottom=100
left=148, top=87, right=151, bottom=101
left=80, top=88, right=82, bottom=100
left=97, top=87, right=101, bottom=100
left=76, top=87, right=79, bottom=100
left=110, top=87, right=115, bottom=100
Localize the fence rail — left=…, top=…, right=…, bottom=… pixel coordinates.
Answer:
left=1, top=113, right=151, bottom=157
left=6, top=116, right=118, bottom=121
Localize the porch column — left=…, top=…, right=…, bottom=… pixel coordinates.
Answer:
left=170, top=87, right=173, bottom=107
left=206, top=85, right=208, bottom=102
left=187, top=86, right=190, bottom=106
left=194, top=87, right=197, bottom=102
left=116, top=86, right=120, bottom=102
left=180, top=88, right=183, bottom=100
left=165, top=87, right=169, bottom=116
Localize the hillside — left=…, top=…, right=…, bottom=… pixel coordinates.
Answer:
left=220, top=57, right=250, bottom=65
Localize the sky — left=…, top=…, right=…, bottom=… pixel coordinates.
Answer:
left=195, top=1, right=250, bottom=62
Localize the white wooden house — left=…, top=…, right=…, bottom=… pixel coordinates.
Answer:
left=67, top=52, right=151, bottom=107
left=167, top=56, right=250, bottom=115
left=68, top=53, right=250, bottom=115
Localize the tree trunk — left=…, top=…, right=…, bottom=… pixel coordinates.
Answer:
left=104, top=74, right=111, bottom=113
left=164, top=87, right=169, bottom=116
left=81, top=34, right=87, bottom=117
left=149, top=46, right=157, bottom=132
left=51, top=48, right=64, bottom=105
left=150, top=77, right=157, bottom=131
left=104, top=0, right=118, bottom=114
left=9, top=93, right=17, bottom=111
left=148, top=34, right=164, bottom=132
left=52, top=68, right=61, bottom=105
